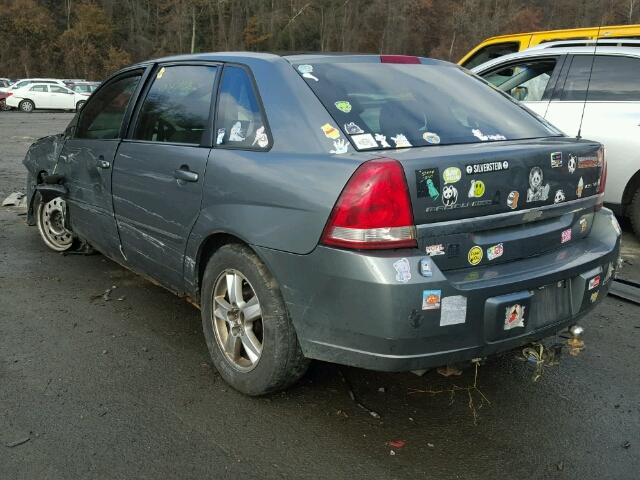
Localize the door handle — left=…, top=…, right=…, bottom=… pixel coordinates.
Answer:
left=173, top=166, right=199, bottom=183
left=96, top=159, right=110, bottom=169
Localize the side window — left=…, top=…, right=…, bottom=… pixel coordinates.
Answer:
left=483, top=59, right=557, bottom=101
left=215, top=66, right=270, bottom=149
left=50, top=86, right=67, bottom=93
left=133, top=65, right=217, bottom=144
left=587, top=55, right=640, bottom=101
left=30, top=85, right=48, bottom=92
left=463, top=42, right=520, bottom=69
left=76, top=73, right=141, bottom=140
left=560, top=55, right=592, bottom=101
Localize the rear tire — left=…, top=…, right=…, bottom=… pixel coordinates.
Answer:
left=201, top=243, right=309, bottom=396
left=19, top=99, right=34, bottom=113
left=0, top=98, right=10, bottom=111
left=630, top=187, right=640, bottom=239
left=76, top=100, right=86, bottom=112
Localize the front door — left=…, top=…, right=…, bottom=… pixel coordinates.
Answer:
left=112, top=63, right=218, bottom=291
left=49, top=85, right=75, bottom=109
left=58, top=70, right=144, bottom=257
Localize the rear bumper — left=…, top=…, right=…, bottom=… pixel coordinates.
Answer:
left=255, top=208, right=621, bottom=372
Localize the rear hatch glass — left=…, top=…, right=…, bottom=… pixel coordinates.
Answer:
left=290, top=58, right=561, bottom=150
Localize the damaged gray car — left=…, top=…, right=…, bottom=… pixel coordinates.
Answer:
left=23, top=53, right=621, bottom=395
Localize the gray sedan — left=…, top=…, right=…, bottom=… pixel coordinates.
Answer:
left=23, top=52, right=620, bottom=395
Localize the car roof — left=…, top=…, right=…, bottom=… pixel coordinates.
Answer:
left=471, top=45, right=640, bottom=72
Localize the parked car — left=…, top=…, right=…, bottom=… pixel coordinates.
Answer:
left=23, top=53, right=620, bottom=395
left=0, top=91, right=12, bottom=111
left=0, top=78, right=12, bottom=88
left=472, top=43, right=640, bottom=237
left=67, top=81, right=101, bottom=94
left=6, top=83, right=89, bottom=112
left=0, top=78, right=68, bottom=93
left=459, top=23, right=640, bottom=68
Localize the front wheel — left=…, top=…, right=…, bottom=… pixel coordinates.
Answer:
left=76, top=100, right=86, bottom=112
left=36, top=196, right=74, bottom=251
left=19, top=99, right=34, bottom=113
left=201, top=243, right=309, bottom=395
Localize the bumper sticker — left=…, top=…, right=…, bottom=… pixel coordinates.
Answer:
left=440, top=295, right=467, bottom=326
left=507, top=191, right=519, bottom=209
left=442, top=167, right=461, bottom=184
left=568, top=154, right=577, bottom=173
left=465, top=160, right=508, bottom=175
left=344, top=122, right=364, bottom=135
left=554, top=189, right=566, bottom=204
left=335, top=100, right=352, bottom=113
left=298, top=64, right=319, bottom=82
left=252, top=126, right=269, bottom=148
left=576, top=177, right=584, bottom=198
left=590, top=291, right=599, bottom=303
left=468, top=246, right=483, bottom=265
left=425, top=243, right=445, bottom=256
left=526, top=167, right=550, bottom=202
left=416, top=168, right=440, bottom=200
left=442, top=185, right=458, bottom=207
left=551, top=152, right=563, bottom=168
left=423, top=131, right=441, bottom=144
left=351, top=133, right=378, bottom=150
left=374, top=133, right=390, bottom=148
left=504, top=304, right=525, bottom=330
left=468, top=179, right=485, bottom=198
left=588, top=275, right=601, bottom=290
left=422, top=290, right=441, bottom=310
left=321, top=123, right=340, bottom=140
left=330, top=139, right=348, bottom=154
left=486, top=243, right=504, bottom=261
left=419, top=258, right=432, bottom=277
left=561, top=228, right=572, bottom=243
left=579, top=216, right=588, bottom=233
left=393, top=258, right=411, bottom=283
left=391, top=134, right=412, bottom=148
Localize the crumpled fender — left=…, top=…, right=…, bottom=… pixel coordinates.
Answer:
left=22, top=134, right=66, bottom=225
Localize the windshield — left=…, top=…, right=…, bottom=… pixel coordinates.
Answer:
left=292, top=60, right=560, bottom=150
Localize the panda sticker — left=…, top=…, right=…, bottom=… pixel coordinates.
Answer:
left=442, top=185, right=458, bottom=207
left=568, top=154, right=577, bottom=174
left=554, top=189, right=566, bottom=204
left=526, top=167, right=550, bottom=203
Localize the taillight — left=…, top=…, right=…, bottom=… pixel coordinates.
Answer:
left=321, top=158, right=417, bottom=250
left=6, top=92, right=12, bottom=97
left=597, top=146, right=606, bottom=194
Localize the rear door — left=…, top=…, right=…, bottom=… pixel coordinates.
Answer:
left=49, top=85, right=75, bottom=109
left=576, top=54, right=640, bottom=205
left=27, top=85, right=50, bottom=107
left=480, top=55, right=565, bottom=118
left=57, top=69, right=145, bottom=257
left=112, top=63, right=218, bottom=292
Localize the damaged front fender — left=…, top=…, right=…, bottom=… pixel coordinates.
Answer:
left=22, top=134, right=66, bottom=225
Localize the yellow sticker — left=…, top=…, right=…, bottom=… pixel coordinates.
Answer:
left=469, top=180, right=485, bottom=198
left=468, top=246, right=483, bottom=266
left=157, top=67, right=166, bottom=79
left=321, top=123, right=340, bottom=140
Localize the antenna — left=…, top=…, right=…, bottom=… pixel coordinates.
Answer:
left=576, top=23, right=602, bottom=139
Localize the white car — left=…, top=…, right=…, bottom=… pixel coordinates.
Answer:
left=6, top=83, right=89, bottom=112
left=0, top=78, right=67, bottom=93
left=472, top=42, right=640, bottom=237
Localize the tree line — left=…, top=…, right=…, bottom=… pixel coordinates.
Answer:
left=0, top=0, right=637, bottom=80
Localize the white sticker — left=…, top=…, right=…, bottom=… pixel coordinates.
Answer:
left=504, top=304, right=525, bottom=330
left=375, top=133, right=391, bottom=148
left=252, top=126, right=269, bottom=148
left=472, top=128, right=506, bottom=141
left=344, top=122, right=364, bottom=135
left=526, top=167, right=550, bottom=202
left=216, top=128, right=225, bottom=145
left=298, top=64, right=319, bottom=82
left=229, top=121, right=246, bottom=142
left=393, top=258, right=411, bottom=283
left=423, top=131, right=440, bottom=144
left=330, top=138, right=348, bottom=154
left=440, top=296, right=467, bottom=326
left=391, top=134, right=412, bottom=148
left=351, top=133, right=378, bottom=150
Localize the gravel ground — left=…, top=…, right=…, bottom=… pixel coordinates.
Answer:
left=1, top=112, right=639, bottom=480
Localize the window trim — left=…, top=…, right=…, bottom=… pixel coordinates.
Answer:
left=70, top=65, right=151, bottom=141
left=211, top=62, right=273, bottom=152
left=124, top=61, right=221, bottom=148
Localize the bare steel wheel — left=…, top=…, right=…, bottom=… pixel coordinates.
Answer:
left=212, top=269, right=263, bottom=372
left=36, top=196, right=73, bottom=251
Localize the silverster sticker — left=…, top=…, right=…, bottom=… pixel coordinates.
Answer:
left=465, top=160, right=509, bottom=175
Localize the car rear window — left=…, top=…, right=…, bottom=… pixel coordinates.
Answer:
left=292, top=59, right=560, bottom=150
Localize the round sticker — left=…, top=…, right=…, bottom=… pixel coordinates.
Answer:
left=468, top=246, right=483, bottom=266
left=442, top=167, right=461, bottom=184
left=334, top=101, right=352, bottom=113
left=469, top=179, right=485, bottom=198
left=298, top=64, right=313, bottom=74
left=423, top=132, right=441, bottom=144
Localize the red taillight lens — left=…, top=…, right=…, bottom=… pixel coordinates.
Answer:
left=380, top=55, right=421, bottom=64
left=6, top=92, right=12, bottom=97
left=321, top=158, right=417, bottom=250
left=597, top=146, right=606, bottom=194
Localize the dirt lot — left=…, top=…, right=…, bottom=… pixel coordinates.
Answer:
left=1, top=112, right=639, bottom=480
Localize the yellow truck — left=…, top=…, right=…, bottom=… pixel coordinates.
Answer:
left=459, top=24, right=640, bottom=69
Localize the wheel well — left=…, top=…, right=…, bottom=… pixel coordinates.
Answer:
left=621, top=169, right=640, bottom=215
left=196, top=232, right=247, bottom=298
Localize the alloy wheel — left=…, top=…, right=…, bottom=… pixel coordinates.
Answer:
left=211, top=269, right=263, bottom=372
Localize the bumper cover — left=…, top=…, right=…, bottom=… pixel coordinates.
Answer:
left=255, top=208, right=621, bottom=372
